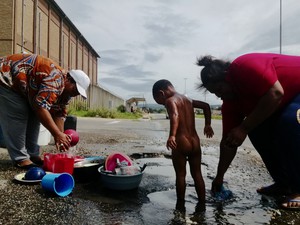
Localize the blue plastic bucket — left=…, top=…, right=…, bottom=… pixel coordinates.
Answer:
left=41, top=173, right=74, bottom=197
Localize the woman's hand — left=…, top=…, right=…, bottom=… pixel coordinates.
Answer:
left=225, top=125, right=247, bottom=147
left=54, top=131, right=71, bottom=152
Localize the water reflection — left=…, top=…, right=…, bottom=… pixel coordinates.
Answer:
left=73, top=154, right=300, bottom=224
left=168, top=200, right=207, bottom=225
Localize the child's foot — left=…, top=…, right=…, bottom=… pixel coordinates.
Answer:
left=175, top=199, right=186, bottom=212
left=195, top=201, right=206, bottom=213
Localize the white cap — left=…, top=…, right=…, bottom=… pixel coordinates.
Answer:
left=69, top=70, right=90, bottom=99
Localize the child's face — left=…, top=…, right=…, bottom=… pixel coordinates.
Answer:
left=153, top=90, right=165, bottom=105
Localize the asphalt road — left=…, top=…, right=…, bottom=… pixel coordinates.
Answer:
left=4, top=114, right=294, bottom=225
left=76, top=113, right=254, bottom=150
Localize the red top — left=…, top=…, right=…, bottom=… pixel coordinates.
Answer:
left=222, top=53, right=300, bottom=135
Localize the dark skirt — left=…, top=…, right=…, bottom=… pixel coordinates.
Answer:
left=248, top=94, right=300, bottom=193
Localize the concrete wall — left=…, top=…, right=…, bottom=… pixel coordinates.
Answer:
left=0, top=0, right=124, bottom=109
left=0, top=0, right=14, bottom=54
left=90, top=85, right=125, bottom=109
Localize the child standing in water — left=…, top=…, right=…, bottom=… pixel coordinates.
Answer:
left=152, top=79, right=214, bottom=210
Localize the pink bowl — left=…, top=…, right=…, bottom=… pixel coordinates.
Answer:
left=64, top=129, right=79, bottom=146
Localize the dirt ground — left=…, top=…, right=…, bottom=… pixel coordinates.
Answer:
left=0, top=117, right=300, bottom=225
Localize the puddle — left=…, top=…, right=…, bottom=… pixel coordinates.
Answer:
left=3, top=115, right=300, bottom=225
left=69, top=147, right=300, bottom=225
left=134, top=155, right=272, bottom=225
left=136, top=157, right=174, bottom=177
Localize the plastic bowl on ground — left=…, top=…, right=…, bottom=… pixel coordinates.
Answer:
left=98, top=166, right=143, bottom=190
left=24, top=167, right=46, bottom=180
left=64, top=129, right=79, bottom=146
left=41, top=173, right=74, bottom=197
left=73, top=162, right=102, bottom=183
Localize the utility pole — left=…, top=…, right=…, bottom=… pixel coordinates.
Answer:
left=184, top=78, right=187, bottom=95
left=279, top=0, right=282, bottom=54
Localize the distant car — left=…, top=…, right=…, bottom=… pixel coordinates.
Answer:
left=142, top=107, right=149, bottom=113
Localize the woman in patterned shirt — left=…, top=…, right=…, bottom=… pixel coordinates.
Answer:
left=0, top=53, right=90, bottom=169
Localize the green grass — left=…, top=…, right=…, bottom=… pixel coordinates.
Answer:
left=113, top=111, right=144, bottom=119
left=68, top=109, right=143, bottom=119
left=67, top=105, right=222, bottom=120
left=195, top=114, right=222, bottom=120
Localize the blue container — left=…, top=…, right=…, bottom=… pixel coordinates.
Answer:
left=41, top=173, right=74, bottom=197
left=64, top=115, right=77, bottom=131
left=25, top=167, right=46, bottom=180
left=98, top=166, right=143, bottom=190
left=213, top=184, right=233, bottom=202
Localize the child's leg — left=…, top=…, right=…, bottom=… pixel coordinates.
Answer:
left=172, top=150, right=187, bottom=201
left=188, top=148, right=205, bottom=202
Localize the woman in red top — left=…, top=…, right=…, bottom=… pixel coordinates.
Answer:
left=197, top=53, right=300, bottom=210
left=0, top=54, right=90, bottom=169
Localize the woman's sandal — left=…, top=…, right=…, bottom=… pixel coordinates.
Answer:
left=15, top=163, right=39, bottom=170
left=14, top=159, right=39, bottom=170
left=281, top=196, right=300, bottom=211
left=257, top=183, right=290, bottom=197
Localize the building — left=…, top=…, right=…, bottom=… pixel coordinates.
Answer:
left=0, top=0, right=124, bottom=109
left=126, top=97, right=146, bottom=112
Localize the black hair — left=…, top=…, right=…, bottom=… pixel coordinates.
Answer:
left=67, top=73, right=76, bottom=84
left=152, top=79, right=173, bottom=97
left=196, top=55, right=231, bottom=90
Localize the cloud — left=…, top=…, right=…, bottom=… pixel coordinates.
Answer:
left=143, top=9, right=198, bottom=48
left=55, top=0, right=300, bottom=104
left=230, top=0, right=300, bottom=56
left=144, top=52, right=163, bottom=62
left=99, top=49, right=133, bottom=66
left=101, top=77, right=156, bottom=95
left=60, top=1, right=94, bottom=24
left=113, top=65, right=155, bottom=79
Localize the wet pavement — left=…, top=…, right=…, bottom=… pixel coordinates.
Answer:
left=0, top=115, right=300, bottom=225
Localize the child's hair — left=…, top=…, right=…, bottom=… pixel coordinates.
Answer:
left=152, top=79, right=173, bottom=97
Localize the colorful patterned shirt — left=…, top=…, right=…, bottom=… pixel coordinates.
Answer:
left=0, top=53, right=71, bottom=117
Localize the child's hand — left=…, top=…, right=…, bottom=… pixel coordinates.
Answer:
left=167, top=136, right=177, bottom=150
left=204, top=125, right=214, bottom=138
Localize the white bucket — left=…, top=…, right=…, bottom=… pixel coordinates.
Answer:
left=38, top=124, right=51, bottom=146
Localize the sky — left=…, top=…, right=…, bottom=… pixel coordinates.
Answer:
left=55, top=0, right=300, bottom=105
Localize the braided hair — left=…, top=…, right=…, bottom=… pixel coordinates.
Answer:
left=196, top=55, right=231, bottom=90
